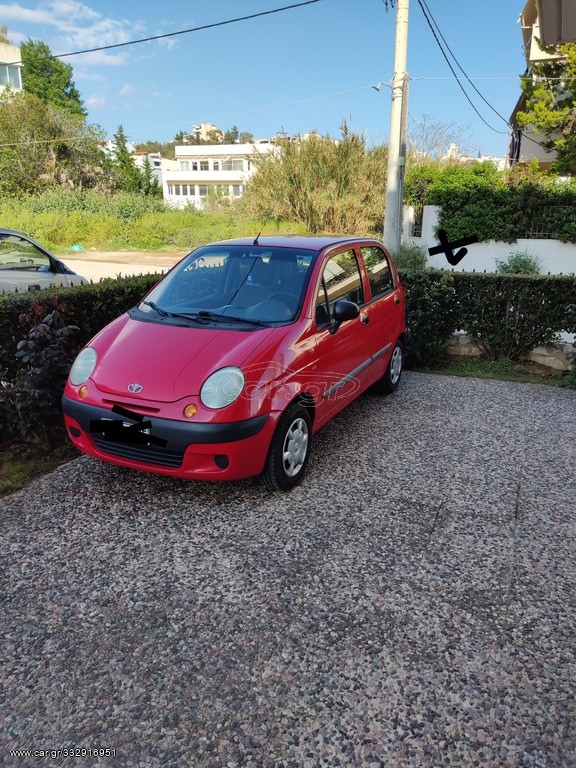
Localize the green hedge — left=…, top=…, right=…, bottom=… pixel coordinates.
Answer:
left=0, top=273, right=160, bottom=378
left=399, top=269, right=576, bottom=365
left=0, top=269, right=574, bottom=443
left=1, top=270, right=575, bottom=375
left=404, top=162, right=576, bottom=244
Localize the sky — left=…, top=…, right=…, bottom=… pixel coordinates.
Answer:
left=1, top=0, right=527, bottom=157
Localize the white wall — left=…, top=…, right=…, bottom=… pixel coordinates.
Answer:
left=403, top=205, right=576, bottom=275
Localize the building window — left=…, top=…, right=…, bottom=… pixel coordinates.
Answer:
left=232, top=185, right=242, bottom=197
left=180, top=161, right=189, bottom=171
left=200, top=160, right=209, bottom=171
left=174, top=185, right=181, bottom=195
left=191, top=161, right=198, bottom=171
left=0, top=64, right=22, bottom=89
left=222, top=159, right=244, bottom=171
left=198, top=185, right=208, bottom=196
left=213, top=161, right=220, bottom=171
left=181, top=184, right=188, bottom=195
left=167, top=184, right=173, bottom=194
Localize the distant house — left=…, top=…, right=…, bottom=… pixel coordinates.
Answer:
left=132, top=151, right=163, bottom=185
left=0, top=42, right=23, bottom=94
left=163, top=142, right=275, bottom=209
left=508, top=1, right=565, bottom=167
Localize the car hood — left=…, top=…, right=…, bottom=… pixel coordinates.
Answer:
left=91, top=314, right=274, bottom=403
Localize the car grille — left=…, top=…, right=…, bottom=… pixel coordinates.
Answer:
left=92, top=435, right=184, bottom=468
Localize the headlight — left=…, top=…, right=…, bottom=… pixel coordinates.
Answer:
left=69, top=347, right=98, bottom=386
left=200, top=366, right=245, bottom=409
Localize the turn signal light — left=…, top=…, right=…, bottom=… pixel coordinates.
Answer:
left=183, top=403, right=198, bottom=418
left=78, top=385, right=89, bottom=400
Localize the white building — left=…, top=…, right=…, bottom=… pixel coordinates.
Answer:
left=163, top=142, right=275, bottom=209
left=132, top=151, right=163, bottom=185
left=0, top=42, right=23, bottom=94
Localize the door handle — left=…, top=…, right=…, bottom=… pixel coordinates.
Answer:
left=394, top=296, right=401, bottom=305
left=361, top=314, right=370, bottom=326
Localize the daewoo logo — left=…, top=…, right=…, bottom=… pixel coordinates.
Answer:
left=128, top=383, right=144, bottom=394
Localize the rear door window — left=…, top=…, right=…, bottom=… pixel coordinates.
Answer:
left=361, top=245, right=394, bottom=299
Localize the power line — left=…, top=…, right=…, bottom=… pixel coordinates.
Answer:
left=419, top=0, right=511, bottom=127
left=415, top=0, right=508, bottom=135
left=415, top=0, right=550, bottom=152
left=0, top=81, right=380, bottom=147
left=11, top=0, right=322, bottom=65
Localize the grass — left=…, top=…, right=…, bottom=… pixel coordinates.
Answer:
left=0, top=190, right=307, bottom=253
left=0, top=440, right=77, bottom=498
left=414, top=357, right=567, bottom=386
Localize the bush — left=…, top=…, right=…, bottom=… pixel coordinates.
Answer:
left=404, top=161, right=576, bottom=244
left=0, top=273, right=160, bottom=378
left=399, top=270, right=576, bottom=365
left=395, top=244, right=428, bottom=271
left=452, top=272, right=576, bottom=360
left=0, top=298, right=81, bottom=444
left=495, top=250, right=543, bottom=275
left=399, top=270, right=459, bottom=366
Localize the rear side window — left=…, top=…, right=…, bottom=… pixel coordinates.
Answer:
left=361, top=246, right=394, bottom=298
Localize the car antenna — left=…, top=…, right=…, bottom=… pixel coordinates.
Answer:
left=253, top=219, right=268, bottom=246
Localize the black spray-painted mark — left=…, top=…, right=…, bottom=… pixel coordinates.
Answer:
left=428, top=229, right=479, bottom=266
left=90, top=404, right=167, bottom=447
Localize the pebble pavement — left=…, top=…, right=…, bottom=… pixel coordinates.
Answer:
left=1, top=373, right=575, bottom=767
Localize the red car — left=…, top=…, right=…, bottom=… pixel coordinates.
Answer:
left=62, top=236, right=405, bottom=490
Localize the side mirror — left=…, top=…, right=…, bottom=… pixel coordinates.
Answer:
left=329, top=299, right=360, bottom=335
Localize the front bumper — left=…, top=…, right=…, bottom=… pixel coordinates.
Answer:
left=62, top=395, right=274, bottom=481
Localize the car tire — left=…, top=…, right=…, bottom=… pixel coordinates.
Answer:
left=374, top=340, right=403, bottom=394
left=261, top=403, right=312, bottom=491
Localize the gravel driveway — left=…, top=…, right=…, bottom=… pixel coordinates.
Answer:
left=1, top=373, right=575, bottom=767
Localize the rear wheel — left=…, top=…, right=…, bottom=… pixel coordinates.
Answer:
left=261, top=403, right=311, bottom=491
left=374, top=340, right=403, bottom=394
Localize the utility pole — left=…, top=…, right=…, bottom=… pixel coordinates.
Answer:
left=383, top=0, right=410, bottom=257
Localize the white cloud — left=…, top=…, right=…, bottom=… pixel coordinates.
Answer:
left=0, top=1, right=143, bottom=66
left=119, top=83, right=134, bottom=96
left=0, top=3, right=56, bottom=24
left=86, top=93, right=106, bottom=109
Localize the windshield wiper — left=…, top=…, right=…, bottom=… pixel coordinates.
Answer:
left=142, top=300, right=210, bottom=324
left=197, top=310, right=269, bottom=327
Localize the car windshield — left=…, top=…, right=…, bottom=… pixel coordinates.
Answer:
left=140, top=244, right=316, bottom=326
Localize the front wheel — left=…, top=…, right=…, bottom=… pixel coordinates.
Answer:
left=261, top=403, right=312, bottom=491
left=374, top=340, right=403, bottom=394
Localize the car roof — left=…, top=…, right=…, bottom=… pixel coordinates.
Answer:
left=209, top=235, right=385, bottom=252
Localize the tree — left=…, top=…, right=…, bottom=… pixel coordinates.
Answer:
left=408, top=114, right=474, bottom=161
left=112, top=126, right=161, bottom=196
left=222, top=125, right=239, bottom=144
left=140, top=158, right=162, bottom=197
left=515, top=41, right=576, bottom=173
left=0, top=90, right=104, bottom=195
left=111, top=125, right=143, bottom=192
left=241, top=128, right=388, bottom=233
left=20, top=39, right=87, bottom=118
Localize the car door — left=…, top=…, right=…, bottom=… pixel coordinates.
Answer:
left=310, top=248, right=374, bottom=427
left=359, top=244, right=404, bottom=382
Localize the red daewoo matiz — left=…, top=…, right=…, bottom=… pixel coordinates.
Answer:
left=62, top=237, right=406, bottom=490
